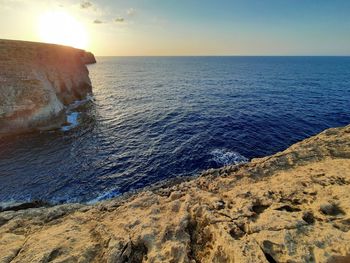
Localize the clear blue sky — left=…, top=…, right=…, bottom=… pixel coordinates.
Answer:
left=1, top=0, right=350, bottom=55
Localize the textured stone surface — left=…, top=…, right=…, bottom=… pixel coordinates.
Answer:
left=0, top=39, right=95, bottom=134
left=0, top=125, right=349, bottom=262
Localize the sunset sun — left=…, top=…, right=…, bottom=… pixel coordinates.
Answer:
left=1, top=1, right=350, bottom=260
left=38, top=11, right=88, bottom=49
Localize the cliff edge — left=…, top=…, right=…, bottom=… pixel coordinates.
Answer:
left=0, top=124, right=349, bottom=262
left=0, top=39, right=95, bottom=135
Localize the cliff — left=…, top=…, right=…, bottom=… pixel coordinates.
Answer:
left=82, top=52, right=97, bottom=64
left=0, top=39, right=95, bottom=135
left=0, top=125, right=349, bottom=262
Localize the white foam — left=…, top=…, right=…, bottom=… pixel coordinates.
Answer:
left=67, top=95, right=94, bottom=110
left=61, top=95, right=93, bottom=131
left=0, top=200, right=26, bottom=209
left=211, top=149, right=248, bottom=166
left=61, top=112, right=79, bottom=131
left=0, top=195, right=33, bottom=210
left=86, top=188, right=121, bottom=205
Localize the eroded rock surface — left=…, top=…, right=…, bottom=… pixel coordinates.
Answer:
left=0, top=125, right=350, bottom=262
left=0, top=39, right=95, bottom=134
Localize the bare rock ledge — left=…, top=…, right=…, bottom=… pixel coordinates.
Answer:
left=0, top=39, right=95, bottom=135
left=0, top=124, right=349, bottom=262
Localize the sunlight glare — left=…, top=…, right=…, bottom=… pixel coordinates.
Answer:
left=38, top=11, right=88, bottom=49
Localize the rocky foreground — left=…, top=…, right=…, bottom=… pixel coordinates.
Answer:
left=0, top=39, right=95, bottom=135
left=1, top=125, right=350, bottom=263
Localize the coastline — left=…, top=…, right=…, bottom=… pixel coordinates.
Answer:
left=1, top=124, right=349, bottom=262
left=0, top=39, right=94, bottom=135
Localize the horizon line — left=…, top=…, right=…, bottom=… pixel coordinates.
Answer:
left=94, top=54, right=350, bottom=57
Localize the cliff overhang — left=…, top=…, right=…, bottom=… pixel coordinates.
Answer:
left=0, top=39, right=96, bottom=135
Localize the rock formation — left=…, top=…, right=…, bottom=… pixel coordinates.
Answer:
left=0, top=124, right=349, bottom=262
left=82, top=51, right=97, bottom=64
left=0, top=39, right=95, bottom=135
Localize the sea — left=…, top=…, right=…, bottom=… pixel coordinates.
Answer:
left=1, top=56, right=350, bottom=205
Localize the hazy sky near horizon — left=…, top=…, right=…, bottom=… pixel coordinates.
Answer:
left=1, top=0, right=350, bottom=56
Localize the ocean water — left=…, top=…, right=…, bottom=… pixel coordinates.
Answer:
left=1, top=56, right=350, bottom=205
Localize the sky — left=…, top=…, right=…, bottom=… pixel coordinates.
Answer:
left=0, top=0, right=350, bottom=56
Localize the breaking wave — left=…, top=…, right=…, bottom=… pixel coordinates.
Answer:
left=86, top=188, right=121, bottom=205
left=1, top=57, right=350, bottom=204
left=211, top=149, right=248, bottom=166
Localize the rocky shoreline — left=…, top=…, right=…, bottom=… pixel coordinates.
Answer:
left=0, top=124, right=349, bottom=262
left=0, top=39, right=95, bottom=135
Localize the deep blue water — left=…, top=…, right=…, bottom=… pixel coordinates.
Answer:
left=1, top=57, right=350, bottom=205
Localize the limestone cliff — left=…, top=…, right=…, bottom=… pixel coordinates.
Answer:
left=0, top=125, right=349, bottom=262
left=82, top=51, right=97, bottom=64
left=0, top=39, right=95, bottom=135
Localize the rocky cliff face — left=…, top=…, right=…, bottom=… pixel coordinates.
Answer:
left=82, top=51, right=97, bottom=64
left=0, top=125, right=349, bottom=263
left=0, top=39, right=95, bottom=135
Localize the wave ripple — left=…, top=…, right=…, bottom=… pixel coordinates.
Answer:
left=211, top=149, right=248, bottom=166
left=1, top=56, right=350, bottom=204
